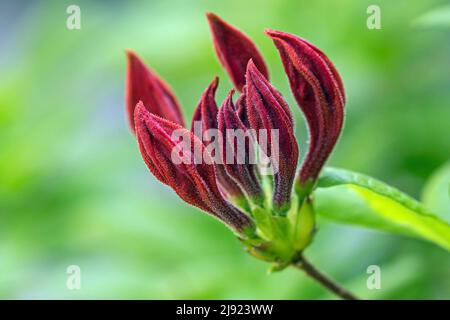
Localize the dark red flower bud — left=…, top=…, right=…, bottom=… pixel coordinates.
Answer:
left=245, top=60, right=299, bottom=214
left=191, top=78, right=250, bottom=210
left=218, top=90, right=264, bottom=206
left=191, top=77, right=219, bottom=131
left=134, top=103, right=253, bottom=234
left=206, top=12, right=269, bottom=92
left=126, top=51, right=185, bottom=132
left=266, top=30, right=345, bottom=193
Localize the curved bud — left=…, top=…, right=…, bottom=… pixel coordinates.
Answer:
left=266, top=30, right=345, bottom=194
left=126, top=50, right=185, bottom=132
left=206, top=12, right=269, bottom=91
left=191, top=78, right=250, bottom=210
left=245, top=60, right=299, bottom=214
left=235, top=89, right=250, bottom=128
left=135, top=103, right=253, bottom=234
left=191, top=77, right=220, bottom=135
left=218, top=91, right=264, bottom=206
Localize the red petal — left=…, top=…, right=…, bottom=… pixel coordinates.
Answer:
left=218, top=90, right=264, bottom=205
left=266, top=30, right=345, bottom=190
left=191, top=78, right=250, bottom=209
left=126, top=51, right=185, bottom=132
left=245, top=61, right=299, bottom=213
left=206, top=12, right=269, bottom=91
left=135, top=103, right=252, bottom=233
left=191, top=77, right=220, bottom=135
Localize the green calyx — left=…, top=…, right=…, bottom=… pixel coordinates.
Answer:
left=240, top=193, right=316, bottom=271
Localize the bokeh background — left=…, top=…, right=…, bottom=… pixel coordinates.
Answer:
left=0, top=0, right=449, bottom=299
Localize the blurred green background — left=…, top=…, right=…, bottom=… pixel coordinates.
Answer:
left=0, top=0, right=449, bottom=299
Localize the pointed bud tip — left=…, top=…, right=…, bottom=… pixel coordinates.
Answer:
left=200, top=76, right=220, bottom=97
left=125, top=49, right=136, bottom=58
left=246, top=58, right=257, bottom=72
left=221, top=90, right=236, bottom=112
left=264, top=28, right=277, bottom=37
left=125, top=49, right=143, bottom=64
left=133, top=100, right=142, bottom=113
left=206, top=12, right=220, bottom=23
left=245, top=58, right=265, bottom=83
left=265, top=29, right=310, bottom=45
left=206, top=12, right=233, bottom=31
left=133, top=101, right=148, bottom=122
left=264, top=28, right=285, bottom=40
left=210, top=76, right=219, bottom=89
left=206, top=12, right=231, bottom=33
left=225, top=88, right=236, bottom=100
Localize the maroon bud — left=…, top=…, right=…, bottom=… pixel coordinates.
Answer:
left=245, top=60, right=299, bottom=213
left=206, top=12, right=269, bottom=91
left=266, top=30, right=345, bottom=192
left=191, top=77, right=220, bottom=135
left=135, top=103, right=253, bottom=233
left=218, top=90, right=264, bottom=206
left=191, top=78, right=250, bottom=210
left=126, top=50, right=185, bottom=132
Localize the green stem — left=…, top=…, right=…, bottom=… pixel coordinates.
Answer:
left=292, top=256, right=360, bottom=300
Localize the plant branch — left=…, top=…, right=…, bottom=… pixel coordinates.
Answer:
left=292, top=256, right=360, bottom=300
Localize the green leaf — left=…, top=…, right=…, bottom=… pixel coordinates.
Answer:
left=422, top=161, right=450, bottom=224
left=314, top=167, right=450, bottom=251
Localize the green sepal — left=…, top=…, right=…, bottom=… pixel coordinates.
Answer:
left=240, top=192, right=317, bottom=267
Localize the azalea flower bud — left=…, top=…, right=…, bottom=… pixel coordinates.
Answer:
left=245, top=60, right=299, bottom=214
left=127, top=13, right=346, bottom=265
left=135, top=103, right=253, bottom=234
left=126, top=51, right=185, bottom=132
left=217, top=90, right=264, bottom=206
left=206, top=12, right=269, bottom=91
left=191, top=78, right=251, bottom=211
left=266, top=30, right=345, bottom=196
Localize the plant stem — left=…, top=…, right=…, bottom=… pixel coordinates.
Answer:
left=292, top=256, right=360, bottom=300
